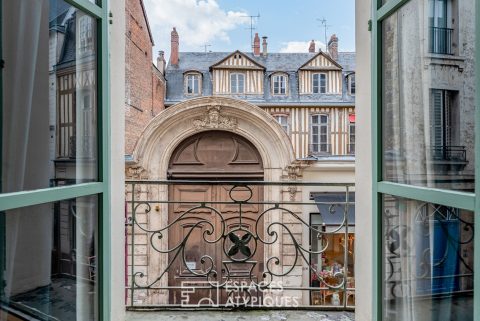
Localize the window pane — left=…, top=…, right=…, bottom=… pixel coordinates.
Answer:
left=382, top=0, right=475, bottom=192
left=383, top=195, right=474, bottom=321
left=0, top=195, right=98, bottom=320
left=2, top=0, right=98, bottom=193
left=238, top=74, right=244, bottom=93
left=230, top=74, right=236, bottom=93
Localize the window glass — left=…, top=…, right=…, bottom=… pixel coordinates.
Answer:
left=0, top=195, right=98, bottom=320
left=382, top=0, right=475, bottom=192
left=349, top=121, right=355, bottom=155
left=186, top=74, right=200, bottom=94
left=310, top=115, right=330, bottom=154
left=310, top=192, right=355, bottom=307
left=1, top=0, right=98, bottom=193
left=313, top=74, right=327, bottom=94
left=383, top=195, right=474, bottom=321
left=349, top=75, right=356, bottom=95
left=273, top=75, right=286, bottom=95
left=274, top=115, right=289, bottom=133
left=230, top=73, right=245, bottom=94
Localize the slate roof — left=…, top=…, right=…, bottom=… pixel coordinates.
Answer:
left=165, top=51, right=356, bottom=105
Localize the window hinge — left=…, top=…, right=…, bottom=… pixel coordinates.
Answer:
left=368, top=19, right=372, bottom=31
left=0, top=59, right=4, bottom=69
left=109, top=11, right=113, bottom=24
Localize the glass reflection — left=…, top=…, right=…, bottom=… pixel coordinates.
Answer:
left=383, top=195, right=474, bottom=321
left=382, top=0, right=476, bottom=192
left=1, top=0, right=98, bottom=193
left=0, top=196, right=98, bottom=321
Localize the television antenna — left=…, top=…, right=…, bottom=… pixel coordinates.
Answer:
left=240, top=13, right=260, bottom=51
left=200, top=44, right=212, bottom=53
left=317, top=17, right=332, bottom=51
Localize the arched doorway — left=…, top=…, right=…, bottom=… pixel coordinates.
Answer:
left=167, top=130, right=265, bottom=305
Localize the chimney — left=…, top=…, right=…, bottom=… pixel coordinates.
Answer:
left=308, top=40, right=315, bottom=53
left=170, top=27, right=179, bottom=66
left=328, top=34, right=339, bottom=61
left=253, top=33, right=260, bottom=56
left=157, top=51, right=166, bottom=75
left=262, top=36, right=268, bottom=56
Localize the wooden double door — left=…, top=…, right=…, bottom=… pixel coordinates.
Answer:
left=167, top=131, right=265, bottom=305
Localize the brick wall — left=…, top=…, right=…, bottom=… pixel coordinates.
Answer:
left=125, top=0, right=165, bottom=155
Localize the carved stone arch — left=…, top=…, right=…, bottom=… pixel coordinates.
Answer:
left=167, top=130, right=264, bottom=179
left=132, top=96, right=295, bottom=180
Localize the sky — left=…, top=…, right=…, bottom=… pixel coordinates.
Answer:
left=143, top=0, right=355, bottom=60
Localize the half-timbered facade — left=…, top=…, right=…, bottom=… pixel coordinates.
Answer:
left=164, top=34, right=356, bottom=160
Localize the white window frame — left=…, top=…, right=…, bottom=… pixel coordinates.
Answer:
left=230, top=73, right=245, bottom=94
left=272, top=74, right=287, bottom=95
left=185, top=73, right=201, bottom=95
left=312, top=73, right=327, bottom=94
left=310, top=114, right=330, bottom=154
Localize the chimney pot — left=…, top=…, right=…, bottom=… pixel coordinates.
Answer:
left=253, top=33, right=260, bottom=56
left=170, top=27, right=179, bottom=66
left=157, top=51, right=166, bottom=74
left=262, top=36, right=268, bottom=56
left=328, top=34, right=339, bottom=61
left=308, top=40, right=315, bottom=53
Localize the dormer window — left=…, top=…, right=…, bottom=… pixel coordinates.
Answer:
left=312, top=73, right=327, bottom=94
left=230, top=73, right=245, bottom=94
left=185, top=73, right=201, bottom=95
left=272, top=74, right=287, bottom=95
left=348, top=74, right=356, bottom=95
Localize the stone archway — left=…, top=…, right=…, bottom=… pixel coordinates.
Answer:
left=132, top=96, right=296, bottom=180
left=127, top=96, right=307, bottom=305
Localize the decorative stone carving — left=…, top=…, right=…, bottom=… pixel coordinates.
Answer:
left=192, top=105, right=237, bottom=131
left=284, top=160, right=311, bottom=181
left=126, top=165, right=148, bottom=179
left=288, top=186, right=298, bottom=201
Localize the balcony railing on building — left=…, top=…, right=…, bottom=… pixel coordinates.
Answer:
left=125, top=180, right=355, bottom=309
left=429, top=27, right=454, bottom=55
left=429, top=145, right=468, bottom=172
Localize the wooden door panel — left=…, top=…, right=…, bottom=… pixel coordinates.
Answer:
left=172, top=185, right=213, bottom=214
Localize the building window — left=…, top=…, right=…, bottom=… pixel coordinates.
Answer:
left=272, top=74, right=287, bottom=95
left=313, top=73, right=327, bottom=94
left=185, top=73, right=201, bottom=95
left=274, top=115, right=289, bottom=133
left=348, top=74, right=356, bottom=95
left=349, top=117, right=355, bottom=155
left=428, top=0, right=454, bottom=54
left=430, top=89, right=464, bottom=166
left=230, top=73, right=245, bottom=94
left=79, top=14, right=94, bottom=55
left=310, top=114, right=330, bottom=154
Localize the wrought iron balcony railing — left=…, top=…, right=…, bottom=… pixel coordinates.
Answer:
left=429, top=27, right=454, bottom=55
left=430, top=145, right=467, bottom=162
left=125, top=180, right=355, bottom=309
